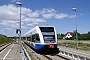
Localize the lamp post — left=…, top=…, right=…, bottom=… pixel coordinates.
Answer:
left=16, top=1, right=22, bottom=53
left=72, top=8, right=78, bottom=49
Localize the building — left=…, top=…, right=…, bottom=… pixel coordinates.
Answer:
left=63, top=32, right=73, bottom=39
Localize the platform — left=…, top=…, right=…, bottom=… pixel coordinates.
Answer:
left=0, top=43, right=23, bottom=60
left=58, top=46, right=90, bottom=59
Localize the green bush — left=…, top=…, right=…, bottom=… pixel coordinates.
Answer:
left=0, top=34, right=13, bottom=45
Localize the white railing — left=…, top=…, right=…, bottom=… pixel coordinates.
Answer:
left=58, top=50, right=90, bottom=60
left=22, top=44, right=31, bottom=60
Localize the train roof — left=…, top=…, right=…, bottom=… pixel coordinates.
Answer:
left=38, top=25, right=55, bottom=27
left=24, top=25, right=55, bottom=36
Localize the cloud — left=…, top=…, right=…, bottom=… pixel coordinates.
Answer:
left=0, top=4, right=46, bottom=30
left=4, top=28, right=12, bottom=31
left=27, top=10, right=40, bottom=17
left=11, top=0, right=21, bottom=3
left=55, top=13, right=76, bottom=19
left=11, top=0, right=16, bottom=2
left=0, top=29, right=4, bottom=32
left=23, top=18, right=46, bottom=27
left=41, top=8, right=56, bottom=19
left=0, top=20, right=19, bottom=28
left=80, top=14, right=83, bottom=15
left=0, top=4, right=75, bottom=32
left=0, top=28, right=12, bottom=31
left=0, top=4, right=19, bottom=20
left=26, top=24, right=33, bottom=26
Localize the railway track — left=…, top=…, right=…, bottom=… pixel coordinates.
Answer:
left=42, top=54, right=52, bottom=60
left=23, top=42, right=70, bottom=60
left=42, top=54, right=69, bottom=60
left=56, top=55, right=69, bottom=60
left=0, top=43, right=7, bottom=47
left=0, top=43, right=11, bottom=52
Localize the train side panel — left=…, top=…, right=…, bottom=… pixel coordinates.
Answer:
left=24, top=26, right=59, bottom=54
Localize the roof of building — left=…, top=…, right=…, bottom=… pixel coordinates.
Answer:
left=66, top=32, right=73, bottom=35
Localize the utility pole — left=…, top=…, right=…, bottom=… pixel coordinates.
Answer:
left=72, top=8, right=78, bottom=49
left=16, top=1, right=22, bottom=53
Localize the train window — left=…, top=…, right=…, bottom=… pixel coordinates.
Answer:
left=32, top=34, right=36, bottom=42
left=43, top=35, right=55, bottom=41
left=36, top=34, right=40, bottom=41
left=31, top=34, right=40, bottom=43
left=27, top=36, right=31, bottom=41
left=39, top=27, right=54, bottom=32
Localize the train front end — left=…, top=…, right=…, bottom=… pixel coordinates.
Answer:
left=36, top=26, right=59, bottom=54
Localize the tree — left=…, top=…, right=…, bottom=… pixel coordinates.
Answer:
left=72, top=31, right=80, bottom=40
left=60, top=33, right=65, bottom=39
left=87, top=31, right=90, bottom=40
left=57, top=33, right=61, bottom=39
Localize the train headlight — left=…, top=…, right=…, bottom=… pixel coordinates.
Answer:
left=49, top=44, right=54, bottom=48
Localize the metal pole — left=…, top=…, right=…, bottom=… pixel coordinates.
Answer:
left=16, top=1, right=22, bottom=53
left=72, top=8, right=78, bottom=49
left=75, top=10, right=78, bottom=49
left=26, top=35, right=27, bottom=41
left=19, top=4, right=22, bottom=53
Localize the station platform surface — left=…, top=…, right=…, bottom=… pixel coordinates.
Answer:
left=58, top=46, right=90, bottom=59
left=0, top=43, right=23, bottom=60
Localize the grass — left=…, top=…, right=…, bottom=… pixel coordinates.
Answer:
left=0, top=34, right=13, bottom=45
left=58, top=41, right=90, bottom=51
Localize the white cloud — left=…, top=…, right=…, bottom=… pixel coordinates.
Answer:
left=0, top=4, right=75, bottom=32
left=55, top=13, right=76, bottom=19
left=0, top=29, right=4, bottom=32
left=27, top=10, right=40, bottom=17
left=21, top=26, right=28, bottom=29
left=42, top=14, right=55, bottom=19
left=33, top=18, right=46, bottom=23
left=0, top=4, right=46, bottom=31
left=0, top=28, right=12, bottom=31
left=80, top=14, right=83, bottom=15
left=22, top=18, right=46, bottom=24
left=21, top=7, right=40, bottom=18
left=0, top=4, right=19, bottom=20
left=0, top=20, right=19, bottom=28
left=4, top=28, right=12, bottom=31
left=21, top=7, right=32, bottom=15
left=11, top=0, right=16, bottom=2
left=32, top=18, right=46, bottom=25
left=26, top=24, right=33, bottom=26
left=11, top=0, right=21, bottom=3
left=41, top=8, right=56, bottom=19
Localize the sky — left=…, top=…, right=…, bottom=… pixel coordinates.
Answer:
left=0, top=0, right=90, bottom=37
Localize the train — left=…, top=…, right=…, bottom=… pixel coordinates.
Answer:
left=24, top=26, right=59, bottom=54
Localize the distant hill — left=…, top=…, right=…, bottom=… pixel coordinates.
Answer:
left=0, top=34, right=7, bottom=37
left=0, top=34, right=13, bottom=45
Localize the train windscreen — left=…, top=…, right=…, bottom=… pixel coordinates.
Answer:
left=43, top=35, right=55, bottom=40
left=43, top=35, right=55, bottom=43
left=39, top=27, right=54, bottom=32
left=39, top=27, right=56, bottom=43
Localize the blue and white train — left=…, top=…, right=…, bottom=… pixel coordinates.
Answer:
left=24, top=26, right=59, bottom=53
